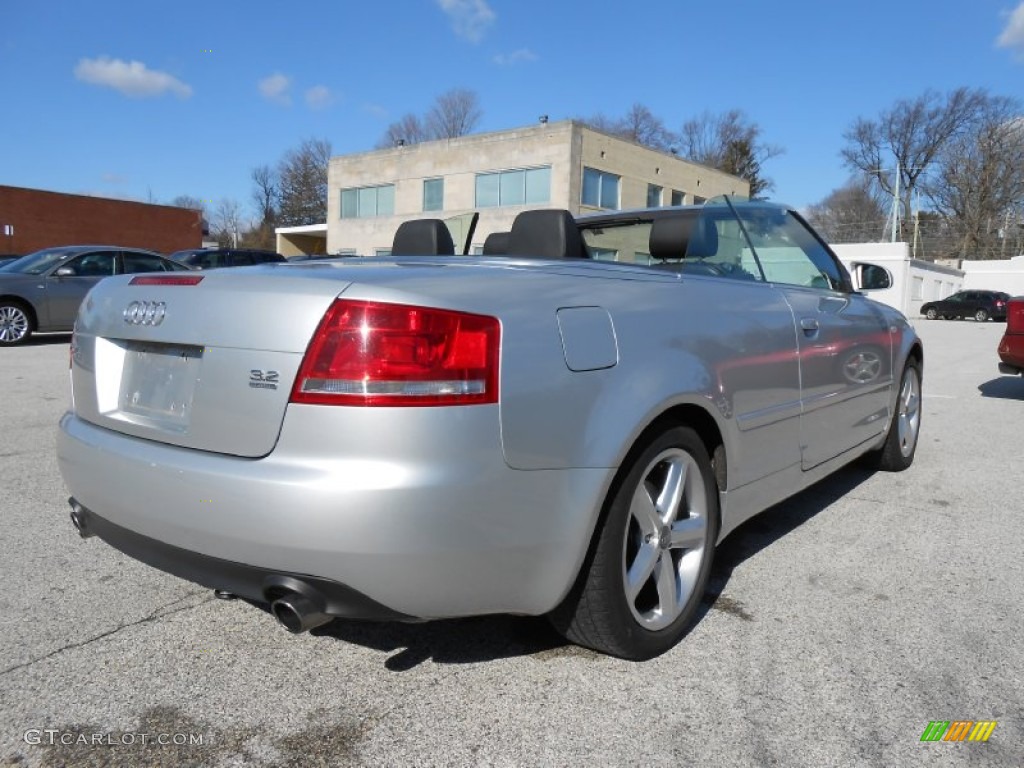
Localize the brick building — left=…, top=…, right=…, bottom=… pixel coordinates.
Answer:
left=0, top=185, right=204, bottom=256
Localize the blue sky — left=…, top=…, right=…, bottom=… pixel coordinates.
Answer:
left=2, top=0, right=1023, bottom=221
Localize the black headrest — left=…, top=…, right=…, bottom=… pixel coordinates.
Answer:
left=649, top=215, right=719, bottom=261
left=482, top=232, right=510, bottom=255
left=507, top=209, right=585, bottom=259
left=391, top=219, right=455, bottom=256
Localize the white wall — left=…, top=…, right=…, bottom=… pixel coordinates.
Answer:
left=961, top=255, right=1024, bottom=296
left=831, top=242, right=964, bottom=317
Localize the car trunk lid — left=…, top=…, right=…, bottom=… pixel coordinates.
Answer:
left=70, top=267, right=351, bottom=457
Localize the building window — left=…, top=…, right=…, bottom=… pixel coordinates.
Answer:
left=590, top=247, right=618, bottom=262
left=423, top=178, right=444, bottom=212
left=340, top=184, right=395, bottom=218
left=692, top=195, right=706, bottom=205
left=670, top=190, right=684, bottom=206
left=912, top=276, right=924, bottom=300
left=375, top=248, right=392, bottom=257
left=647, top=184, right=663, bottom=208
left=582, top=168, right=620, bottom=209
left=475, top=166, right=551, bottom=207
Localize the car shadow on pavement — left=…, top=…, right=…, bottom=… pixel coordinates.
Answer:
left=307, top=464, right=877, bottom=670
left=312, top=614, right=568, bottom=671
left=18, top=333, right=72, bottom=346
left=978, top=376, right=1024, bottom=400
left=696, top=463, right=876, bottom=626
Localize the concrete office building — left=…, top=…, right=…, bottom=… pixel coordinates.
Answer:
left=313, top=120, right=749, bottom=257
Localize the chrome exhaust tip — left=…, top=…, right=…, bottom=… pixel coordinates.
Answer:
left=68, top=499, right=95, bottom=539
left=270, top=592, right=331, bottom=634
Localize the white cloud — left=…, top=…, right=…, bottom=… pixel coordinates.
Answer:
left=493, top=48, right=538, bottom=66
left=997, top=2, right=1024, bottom=54
left=437, top=0, right=495, bottom=43
left=305, top=85, right=334, bottom=110
left=258, top=73, right=291, bottom=105
left=362, top=103, right=389, bottom=119
left=74, top=56, right=192, bottom=99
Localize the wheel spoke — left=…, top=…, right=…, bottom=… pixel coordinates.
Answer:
left=654, top=458, right=686, bottom=523
left=629, top=483, right=659, bottom=538
left=626, top=542, right=659, bottom=601
left=668, top=515, right=706, bottom=550
left=654, top=554, right=680, bottom=621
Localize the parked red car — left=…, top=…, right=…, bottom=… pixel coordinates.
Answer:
left=998, top=297, right=1024, bottom=376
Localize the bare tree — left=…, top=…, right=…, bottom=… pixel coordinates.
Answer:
left=925, top=100, right=1024, bottom=258
left=170, top=194, right=207, bottom=213
left=578, top=104, right=672, bottom=151
left=251, top=165, right=278, bottom=225
left=377, top=113, right=428, bottom=149
left=277, top=138, right=332, bottom=227
left=678, top=110, right=783, bottom=198
left=805, top=179, right=889, bottom=243
left=212, top=198, right=246, bottom=247
left=425, top=88, right=482, bottom=139
left=376, top=89, right=482, bottom=147
left=840, top=87, right=990, bottom=238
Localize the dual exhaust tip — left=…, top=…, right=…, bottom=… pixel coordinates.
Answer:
left=69, top=499, right=95, bottom=539
left=68, top=499, right=332, bottom=635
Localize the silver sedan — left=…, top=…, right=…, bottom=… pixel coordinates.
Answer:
left=56, top=199, right=923, bottom=660
left=0, top=246, right=188, bottom=345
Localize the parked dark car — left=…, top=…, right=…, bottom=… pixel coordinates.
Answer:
left=920, top=290, right=1010, bottom=322
left=997, top=297, right=1024, bottom=376
left=169, top=248, right=286, bottom=270
left=0, top=245, right=189, bottom=345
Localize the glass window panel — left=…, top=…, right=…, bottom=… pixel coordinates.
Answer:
left=499, top=170, right=525, bottom=206
left=358, top=187, right=377, bottom=217
left=600, top=174, right=619, bottom=210
left=423, top=178, right=444, bottom=211
left=525, top=167, right=550, bottom=204
left=582, top=167, right=600, bottom=206
left=647, top=185, right=662, bottom=208
left=341, top=189, right=357, bottom=218
left=671, top=190, right=684, bottom=206
left=476, top=173, right=500, bottom=207
left=377, top=185, right=394, bottom=216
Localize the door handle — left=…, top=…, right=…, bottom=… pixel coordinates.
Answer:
left=800, top=318, right=819, bottom=335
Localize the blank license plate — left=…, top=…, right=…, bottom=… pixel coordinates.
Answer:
left=119, top=342, right=203, bottom=430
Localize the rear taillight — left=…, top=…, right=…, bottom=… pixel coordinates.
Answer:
left=129, top=275, right=204, bottom=286
left=1008, top=299, right=1024, bottom=334
left=290, top=300, right=500, bottom=406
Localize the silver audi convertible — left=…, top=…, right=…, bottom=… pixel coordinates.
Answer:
left=57, top=198, right=923, bottom=660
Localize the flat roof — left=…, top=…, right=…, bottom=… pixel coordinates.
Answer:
left=275, top=223, right=327, bottom=235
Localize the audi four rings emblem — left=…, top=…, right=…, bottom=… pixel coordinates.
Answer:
left=123, top=301, right=167, bottom=326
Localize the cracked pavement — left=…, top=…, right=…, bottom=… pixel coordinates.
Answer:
left=1, top=322, right=1022, bottom=767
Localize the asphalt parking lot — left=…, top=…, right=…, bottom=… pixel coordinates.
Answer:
left=1, top=320, right=1021, bottom=767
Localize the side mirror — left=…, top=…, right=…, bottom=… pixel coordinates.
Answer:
left=54, top=266, right=77, bottom=277
left=850, top=262, right=892, bottom=292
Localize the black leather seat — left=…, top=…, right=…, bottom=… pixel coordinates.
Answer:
left=391, top=219, right=455, bottom=256
left=649, top=214, right=719, bottom=262
left=507, top=209, right=586, bottom=259
left=482, top=232, right=510, bottom=255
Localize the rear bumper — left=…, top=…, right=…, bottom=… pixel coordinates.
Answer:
left=57, top=409, right=611, bottom=619
left=998, top=335, right=1024, bottom=375
left=68, top=501, right=410, bottom=620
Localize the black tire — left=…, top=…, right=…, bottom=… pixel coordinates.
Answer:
left=924, top=308, right=937, bottom=320
left=864, top=358, right=922, bottom=472
left=975, top=309, right=989, bottom=322
left=0, top=301, right=33, bottom=345
left=549, top=425, right=719, bottom=660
